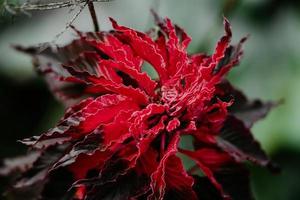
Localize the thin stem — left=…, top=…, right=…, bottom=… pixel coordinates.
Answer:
left=87, top=0, right=99, bottom=32
left=51, top=3, right=87, bottom=44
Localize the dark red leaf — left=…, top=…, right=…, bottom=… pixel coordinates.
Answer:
left=217, top=116, right=278, bottom=172
left=192, top=163, right=254, bottom=200
left=216, top=80, right=277, bottom=128
left=149, top=133, right=197, bottom=200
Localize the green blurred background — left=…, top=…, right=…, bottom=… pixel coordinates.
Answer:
left=0, top=0, right=300, bottom=199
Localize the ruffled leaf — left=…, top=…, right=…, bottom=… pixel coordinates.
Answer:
left=149, top=133, right=197, bottom=200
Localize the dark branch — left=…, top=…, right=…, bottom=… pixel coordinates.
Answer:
left=87, top=0, right=100, bottom=32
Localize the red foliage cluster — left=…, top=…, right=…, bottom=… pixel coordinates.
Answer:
left=1, top=15, right=278, bottom=200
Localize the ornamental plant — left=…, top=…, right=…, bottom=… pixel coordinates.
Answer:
left=1, top=14, right=278, bottom=200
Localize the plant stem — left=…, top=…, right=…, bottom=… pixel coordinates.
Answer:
left=87, top=0, right=99, bottom=32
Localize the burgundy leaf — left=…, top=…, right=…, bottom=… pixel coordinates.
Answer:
left=192, top=163, right=254, bottom=200
left=216, top=80, right=277, bottom=128
left=217, top=116, right=278, bottom=172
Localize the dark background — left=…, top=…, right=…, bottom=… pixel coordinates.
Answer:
left=1, top=0, right=300, bottom=199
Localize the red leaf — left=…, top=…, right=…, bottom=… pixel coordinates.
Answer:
left=149, top=133, right=197, bottom=200
left=110, top=18, right=168, bottom=82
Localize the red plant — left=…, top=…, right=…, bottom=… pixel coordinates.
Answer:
left=1, top=15, right=278, bottom=200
